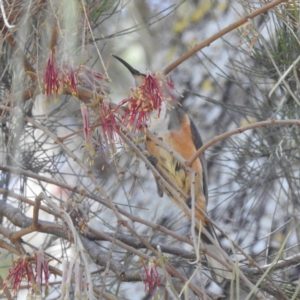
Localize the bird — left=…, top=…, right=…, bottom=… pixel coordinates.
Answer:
left=113, top=55, right=231, bottom=284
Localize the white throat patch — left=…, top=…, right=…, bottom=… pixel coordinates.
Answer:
left=147, top=101, right=171, bottom=137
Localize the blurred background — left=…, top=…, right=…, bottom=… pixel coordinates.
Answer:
left=0, top=0, right=300, bottom=299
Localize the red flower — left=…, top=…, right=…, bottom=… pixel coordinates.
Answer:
left=44, top=58, right=111, bottom=104
left=141, top=259, right=160, bottom=296
left=1, top=256, right=33, bottom=294
left=44, top=50, right=60, bottom=103
left=61, top=61, right=77, bottom=96
left=120, top=72, right=178, bottom=131
left=99, top=99, right=121, bottom=157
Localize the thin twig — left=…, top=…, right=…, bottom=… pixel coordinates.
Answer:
left=163, top=0, right=287, bottom=74
left=0, top=239, right=22, bottom=256
left=89, top=227, right=151, bottom=261
left=39, top=193, right=94, bottom=300
left=32, top=194, right=43, bottom=230
left=0, top=276, right=12, bottom=300
left=0, top=167, right=193, bottom=249
left=187, top=119, right=300, bottom=167
left=0, top=0, right=15, bottom=28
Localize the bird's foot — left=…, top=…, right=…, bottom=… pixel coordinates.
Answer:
left=147, top=155, right=158, bottom=167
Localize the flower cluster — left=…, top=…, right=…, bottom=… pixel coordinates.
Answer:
left=98, top=99, right=121, bottom=158
left=87, top=72, right=178, bottom=163
left=1, top=256, right=33, bottom=294
left=100, top=99, right=119, bottom=142
left=119, top=72, right=178, bottom=131
left=44, top=53, right=179, bottom=166
left=1, top=250, right=50, bottom=297
left=81, top=99, right=121, bottom=163
left=61, top=61, right=77, bottom=97
left=43, top=50, right=110, bottom=103
left=141, top=259, right=160, bottom=297
left=44, top=50, right=60, bottom=103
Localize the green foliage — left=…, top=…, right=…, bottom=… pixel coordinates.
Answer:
left=89, top=0, right=119, bottom=20
left=251, top=7, right=300, bottom=82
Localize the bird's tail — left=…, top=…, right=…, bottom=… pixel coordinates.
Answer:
left=201, top=223, right=232, bottom=284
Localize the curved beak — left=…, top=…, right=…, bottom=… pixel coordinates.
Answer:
left=112, top=55, right=146, bottom=77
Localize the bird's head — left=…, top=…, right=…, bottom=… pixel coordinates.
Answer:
left=113, top=55, right=175, bottom=132
left=113, top=55, right=146, bottom=87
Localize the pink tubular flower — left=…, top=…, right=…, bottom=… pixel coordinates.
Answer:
left=99, top=99, right=120, bottom=149
left=141, top=259, right=160, bottom=296
left=81, top=104, right=95, bottom=156
left=1, top=256, right=33, bottom=294
left=44, top=50, right=60, bottom=103
left=119, top=72, right=178, bottom=131
left=61, top=61, right=77, bottom=96
left=43, top=56, right=112, bottom=104
left=34, top=249, right=51, bottom=296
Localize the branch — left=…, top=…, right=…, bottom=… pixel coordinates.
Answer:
left=0, top=166, right=193, bottom=249
left=187, top=119, right=300, bottom=167
left=241, top=252, right=300, bottom=275
left=5, top=32, right=37, bottom=82
left=194, top=205, right=290, bottom=299
left=6, top=193, right=57, bottom=242
left=20, top=113, right=205, bottom=293
left=119, top=130, right=193, bottom=224
left=0, top=199, right=130, bottom=291
left=48, top=265, right=122, bottom=300
left=88, top=227, right=152, bottom=261
left=21, top=111, right=124, bottom=224
left=0, top=188, right=60, bottom=217
left=101, top=232, right=195, bottom=259
left=163, top=0, right=287, bottom=74
left=0, top=200, right=67, bottom=239
left=0, top=239, right=22, bottom=256
left=0, top=105, right=272, bottom=294
left=0, top=276, right=12, bottom=300
left=0, top=193, right=202, bottom=294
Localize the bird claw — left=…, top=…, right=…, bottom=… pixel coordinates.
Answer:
left=147, top=155, right=158, bottom=166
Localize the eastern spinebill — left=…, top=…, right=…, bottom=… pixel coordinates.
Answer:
left=113, top=55, right=231, bottom=284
